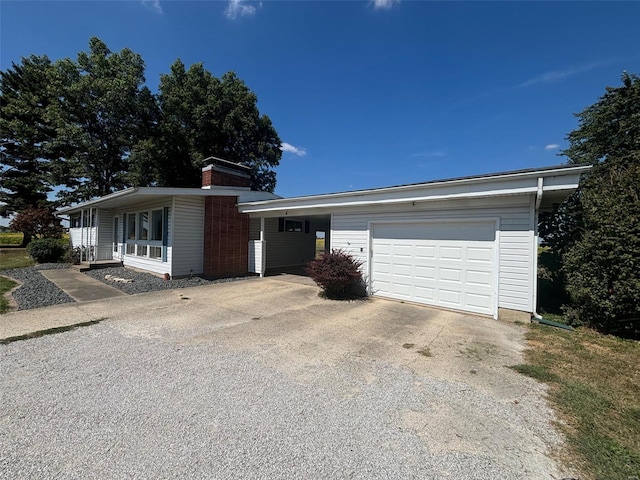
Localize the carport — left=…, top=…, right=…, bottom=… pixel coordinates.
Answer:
left=248, top=214, right=331, bottom=275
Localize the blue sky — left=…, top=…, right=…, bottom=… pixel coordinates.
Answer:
left=2, top=0, right=639, bottom=200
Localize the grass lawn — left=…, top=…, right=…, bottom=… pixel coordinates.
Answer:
left=0, top=248, right=35, bottom=270
left=0, top=276, right=17, bottom=313
left=0, top=232, right=23, bottom=246
left=512, top=322, right=640, bottom=480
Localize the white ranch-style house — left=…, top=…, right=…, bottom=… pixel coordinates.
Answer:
left=59, top=157, right=589, bottom=321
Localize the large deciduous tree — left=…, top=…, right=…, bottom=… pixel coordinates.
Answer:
left=540, top=72, right=640, bottom=337
left=51, top=37, right=157, bottom=204
left=131, top=60, right=282, bottom=191
left=0, top=56, right=56, bottom=218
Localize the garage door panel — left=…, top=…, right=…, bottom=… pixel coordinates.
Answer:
left=415, top=245, right=436, bottom=259
left=392, top=244, right=413, bottom=257
left=439, top=289, right=462, bottom=306
left=414, top=265, right=435, bottom=280
left=392, top=263, right=413, bottom=277
left=440, top=246, right=463, bottom=260
left=466, top=292, right=492, bottom=309
left=466, top=270, right=491, bottom=286
left=439, top=267, right=462, bottom=283
left=414, top=286, right=436, bottom=301
left=466, top=247, right=493, bottom=263
left=372, top=221, right=496, bottom=316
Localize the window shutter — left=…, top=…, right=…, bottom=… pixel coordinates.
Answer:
left=304, top=220, right=310, bottom=234
left=278, top=218, right=285, bottom=232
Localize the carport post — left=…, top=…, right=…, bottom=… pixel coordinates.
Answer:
left=259, top=217, right=266, bottom=277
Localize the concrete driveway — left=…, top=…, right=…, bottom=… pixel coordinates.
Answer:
left=0, top=278, right=569, bottom=479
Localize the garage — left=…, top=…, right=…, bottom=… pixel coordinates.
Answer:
left=238, top=164, right=589, bottom=321
left=370, top=220, right=497, bottom=316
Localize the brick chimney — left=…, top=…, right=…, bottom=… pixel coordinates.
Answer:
left=202, top=157, right=252, bottom=189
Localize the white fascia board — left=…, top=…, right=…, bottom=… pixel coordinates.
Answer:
left=57, top=187, right=280, bottom=215
left=239, top=187, right=539, bottom=214
left=238, top=165, right=590, bottom=215
left=57, top=188, right=139, bottom=215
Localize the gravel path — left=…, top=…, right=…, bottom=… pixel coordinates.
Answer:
left=84, top=267, right=255, bottom=295
left=1, top=264, right=74, bottom=310
left=0, top=320, right=552, bottom=479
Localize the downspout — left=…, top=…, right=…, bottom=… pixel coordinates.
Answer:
left=532, top=177, right=543, bottom=321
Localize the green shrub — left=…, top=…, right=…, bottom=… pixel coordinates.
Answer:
left=561, top=156, right=640, bottom=339
left=26, top=238, right=66, bottom=263
left=306, top=249, right=364, bottom=299
left=64, top=245, right=81, bottom=265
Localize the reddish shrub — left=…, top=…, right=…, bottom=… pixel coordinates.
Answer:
left=306, top=249, right=364, bottom=299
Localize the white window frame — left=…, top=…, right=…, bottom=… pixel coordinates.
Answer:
left=125, top=208, right=165, bottom=262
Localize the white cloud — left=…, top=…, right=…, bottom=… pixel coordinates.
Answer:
left=371, top=0, right=400, bottom=10
left=280, top=142, right=307, bottom=157
left=545, top=144, right=560, bottom=150
left=518, top=61, right=607, bottom=89
left=141, top=0, right=162, bottom=14
left=409, top=150, right=446, bottom=158
left=225, top=0, right=256, bottom=19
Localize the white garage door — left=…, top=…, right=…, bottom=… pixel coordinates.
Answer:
left=371, top=221, right=496, bottom=316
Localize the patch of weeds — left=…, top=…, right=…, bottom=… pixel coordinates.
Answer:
left=509, top=364, right=559, bottom=383
left=469, top=369, right=477, bottom=375
left=0, top=318, right=107, bottom=344
left=0, top=276, right=17, bottom=314
left=515, top=324, right=640, bottom=480
left=417, top=347, right=432, bottom=357
left=402, top=343, right=415, bottom=349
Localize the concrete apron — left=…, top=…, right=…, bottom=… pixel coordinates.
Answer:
left=40, top=269, right=127, bottom=302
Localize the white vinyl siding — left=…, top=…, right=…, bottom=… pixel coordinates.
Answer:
left=69, top=226, right=97, bottom=251
left=260, top=217, right=313, bottom=268
left=256, top=217, right=330, bottom=269
left=331, top=197, right=534, bottom=314
left=171, top=196, right=205, bottom=277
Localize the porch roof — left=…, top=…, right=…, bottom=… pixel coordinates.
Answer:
left=57, top=187, right=280, bottom=215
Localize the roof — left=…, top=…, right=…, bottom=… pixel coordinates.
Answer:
left=57, top=186, right=280, bottom=215
left=238, top=164, right=591, bottom=216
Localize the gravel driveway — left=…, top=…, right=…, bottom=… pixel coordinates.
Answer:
left=0, top=278, right=570, bottom=479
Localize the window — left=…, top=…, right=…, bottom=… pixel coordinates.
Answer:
left=82, top=211, right=95, bottom=227
left=151, top=210, right=163, bottom=241
left=138, top=212, right=149, bottom=240
left=127, top=213, right=136, bottom=240
left=278, top=218, right=310, bottom=233
left=71, top=216, right=81, bottom=228
left=124, top=208, right=166, bottom=261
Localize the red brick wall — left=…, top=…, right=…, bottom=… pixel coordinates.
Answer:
left=203, top=196, right=250, bottom=278
left=202, top=169, right=251, bottom=188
